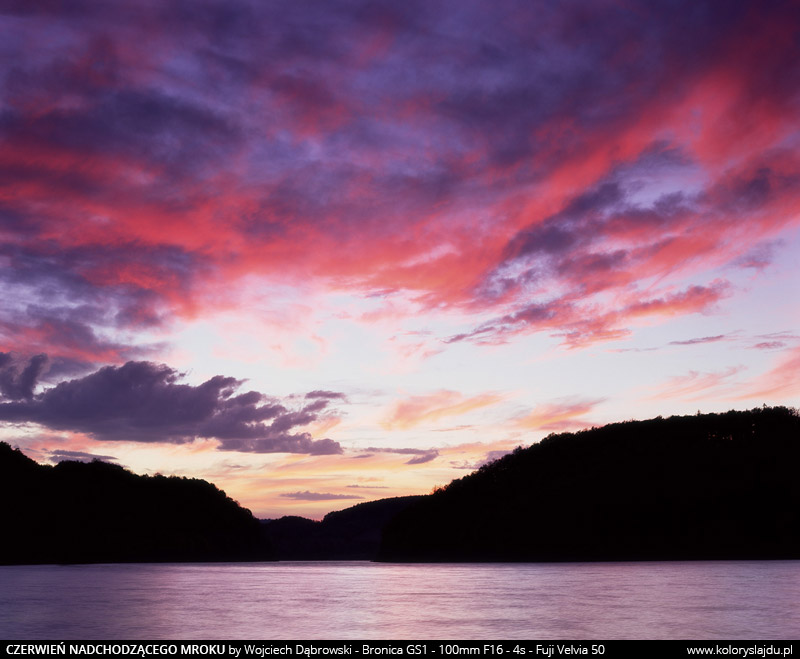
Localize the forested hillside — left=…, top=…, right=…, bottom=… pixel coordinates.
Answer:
left=262, top=495, right=423, bottom=559
left=379, top=407, right=800, bottom=561
left=0, top=443, right=271, bottom=564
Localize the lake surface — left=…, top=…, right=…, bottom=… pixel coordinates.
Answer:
left=1, top=561, right=799, bottom=640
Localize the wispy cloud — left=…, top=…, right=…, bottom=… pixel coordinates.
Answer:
left=669, top=335, right=729, bottom=346
left=649, top=366, right=744, bottom=401
left=1, top=0, right=798, bottom=364
left=279, top=491, right=364, bottom=501
left=381, top=390, right=503, bottom=430
left=514, top=398, right=604, bottom=432
left=748, top=332, right=800, bottom=352
left=359, top=447, right=440, bottom=465
left=345, top=484, right=390, bottom=490
left=47, top=449, right=119, bottom=464
left=736, top=346, right=800, bottom=401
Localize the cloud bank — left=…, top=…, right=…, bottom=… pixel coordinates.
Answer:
left=0, top=360, right=342, bottom=455
left=0, top=0, right=797, bottom=361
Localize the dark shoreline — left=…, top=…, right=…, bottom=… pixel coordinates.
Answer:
left=4, top=406, right=799, bottom=566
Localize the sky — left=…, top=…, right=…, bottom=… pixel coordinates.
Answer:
left=1, top=0, right=799, bottom=519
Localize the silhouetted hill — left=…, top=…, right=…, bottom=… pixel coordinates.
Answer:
left=262, top=495, right=423, bottom=559
left=379, top=406, right=800, bottom=562
left=0, top=443, right=273, bottom=564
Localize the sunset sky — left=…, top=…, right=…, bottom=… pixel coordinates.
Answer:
left=1, top=0, right=798, bottom=519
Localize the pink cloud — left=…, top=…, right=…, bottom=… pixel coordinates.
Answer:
left=2, top=1, right=799, bottom=368
left=381, top=390, right=504, bottom=430
left=737, top=346, right=800, bottom=402
left=513, top=397, right=604, bottom=432
left=649, top=366, right=744, bottom=402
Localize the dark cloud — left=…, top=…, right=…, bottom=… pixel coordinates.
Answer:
left=748, top=332, right=800, bottom=352
left=279, top=491, right=364, bottom=501
left=0, top=239, right=207, bottom=363
left=490, top=176, right=689, bottom=286
left=445, top=325, right=499, bottom=345
left=405, top=452, right=438, bottom=465
left=1, top=0, right=799, bottom=359
left=454, top=280, right=730, bottom=348
left=556, top=250, right=630, bottom=287
left=732, top=240, right=783, bottom=271
left=48, top=449, right=119, bottom=464
left=559, top=182, right=627, bottom=225
left=360, top=446, right=439, bottom=465
left=305, top=390, right=347, bottom=400
left=475, top=176, right=670, bottom=308
left=3, top=46, right=243, bottom=179
left=483, top=449, right=512, bottom=463
left=448, top=299, right=568, bottom=345
left=0, top=361, right=343, bottom=455
left=752, top=341, right=786, bottom=351
left=345, top=484, right=390, bottom=489
left=422, top=1, right=767, bottom=175
left=0, top=353, right=48, bottom=401
left=712, top=165, right=800, bottom=215
left=217, top=436, right=342, bottom=456
left=669, top=335, right=728, bottom=346
left=507, top=224, right=579, bottom=260
left=1, top=236, right=198, bottom=312
left=497, top=183, right=627, bottom=278
left=40, top=356, right=97, bottom=382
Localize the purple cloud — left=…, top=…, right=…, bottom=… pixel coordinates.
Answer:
left=48, top=449, right=119, bottom=464
left=0, top=242, right=195, bottom=363
left=305, top=390, right=347, bottom=400
left=0, top=360, right=342, bottom=455
left=752, top=341, right=787, bottom=351
left=669, top=335, right=728, bottom=346
left=360, top=446, right=439, bottom=465
left=1, top=0, right=799, bottom=365
left=0, top=353, right=48, bottom=400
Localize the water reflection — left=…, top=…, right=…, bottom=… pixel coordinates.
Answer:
left=1, top=561, right=798, bottom=639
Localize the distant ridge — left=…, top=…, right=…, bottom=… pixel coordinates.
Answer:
left=0, top=441, right=422, bottom=564
left=0, top=443, right=272, bottom=565
left=5, top=406, right=799, bottom=565
left=378, top=406, right=800, bottom=562
left=262, top=495, right=424, bottom=559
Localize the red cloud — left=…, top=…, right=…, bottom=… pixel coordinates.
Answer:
left=624, top=282, right=730, bottom=319
left=1, top=0, right=799, bottom=360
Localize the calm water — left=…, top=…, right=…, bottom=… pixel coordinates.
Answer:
left=1, top=561, right=799, bottom=640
